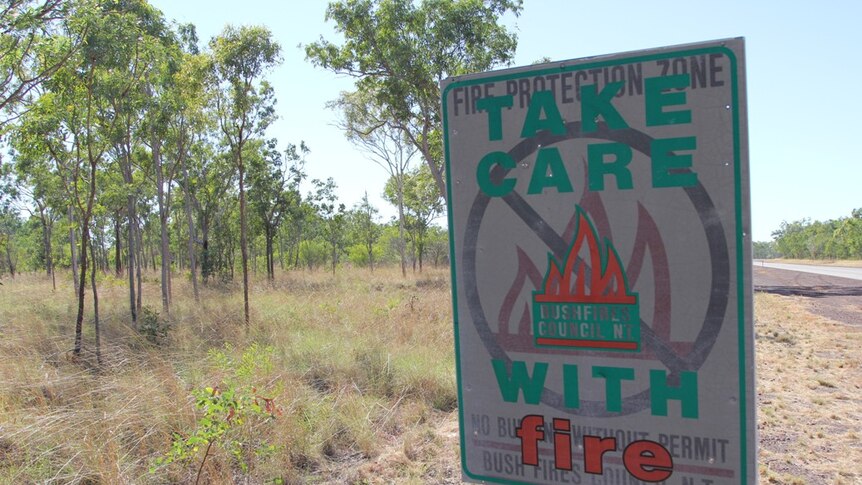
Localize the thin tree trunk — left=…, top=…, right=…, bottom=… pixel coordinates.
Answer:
left=230, top=237, right=235, bottom=277
left=265, top=227, right=274, bottom=281
left=166, top=216, right=172, bottom=301
left=121, top=156, right=137, bottom=324
left=75, top=142, right=98, bottom=356
left=135, top=220, right=143, bottom=317
left=38, top=204, right=55, bottom=291
left=99, top=226, right=108, bottom=273
left=73, top=221, right=88, bottom=355
left=239, top=159, right=250, bottom=325
left=38, top=207, right=50, bottom=277
left=264, top=230, right=269, bottom=280
left=75, top=71, right=101, bottom=355
left=419, top=241, right=424, bottom=272
left=397, top=188, right=406, bottom=278
left=90, top=239, right=101, bottom=365
left=182, top=159, right=199, bottom=299
left=114, top=212, right=122, bottom=276
left=294, top=222, right=302, bottom=268
left=201, top=218, right=209, bottom=285
left=269, top=232, right=275, bottom=280
left=278, top=230, right=285, bottom=271
left=168, top=258, right=172, bottom=300
left=4, top=242, right=14, bottom=278
left=150, top=240, right=156, bottom=272
left=114, top=95, right=138, bottom=323
left=69, top=205, right=79, bottom=295
left=49, top=223, right=56, bottom=291
left=127, top=209, right=137, bottom=325
left=154, top=136, right=170, bottom=315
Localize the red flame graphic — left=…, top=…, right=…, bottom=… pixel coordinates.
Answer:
left=496, top=194, right=683, bottom=359
left=534, top=208, right=636, bottom=304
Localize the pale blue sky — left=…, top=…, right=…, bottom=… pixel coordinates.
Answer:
left=150, top=0, right=862, bottom=241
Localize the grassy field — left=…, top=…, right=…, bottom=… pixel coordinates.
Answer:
left=0, top=269, right=859, bottom=484
left=0, top=269, right=459, bottom=484
left=754, top=293, right=861, bottom=484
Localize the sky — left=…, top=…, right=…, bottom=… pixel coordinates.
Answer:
left=149, top=0, right=862, bottom=242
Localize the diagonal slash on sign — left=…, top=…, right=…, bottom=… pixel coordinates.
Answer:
left=461, top=121, right=730, bottom=416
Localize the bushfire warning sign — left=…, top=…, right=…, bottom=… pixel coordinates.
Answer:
left=442, top=39, right=754, bottom=484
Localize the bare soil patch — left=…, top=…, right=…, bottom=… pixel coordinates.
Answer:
left=754, top=266, right=862, bottom=327
left=754, top=268, right=862, bottom=484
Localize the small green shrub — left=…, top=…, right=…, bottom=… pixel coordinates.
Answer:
left=138, top=306, right=170, bottom=344
left=152, top=344, right=282, bottom=484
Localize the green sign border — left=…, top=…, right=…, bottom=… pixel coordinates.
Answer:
left=442, top=41, right=750, bottom=484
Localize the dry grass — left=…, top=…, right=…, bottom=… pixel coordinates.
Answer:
left=1, top=270, right=860, bottom=484
left=0, top=268, right=458, bottom=484
left=755, top=293, right=862, bottom=484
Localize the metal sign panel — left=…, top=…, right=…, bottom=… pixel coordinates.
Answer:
left=442, top=38, right=753, bottom=484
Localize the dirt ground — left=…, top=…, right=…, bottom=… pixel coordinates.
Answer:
left=753, top=266, right=862, bottom=484
left=754, top=265, right=862, bottom=327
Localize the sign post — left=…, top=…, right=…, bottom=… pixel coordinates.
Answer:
left=442, top=38, right=753, bottom=484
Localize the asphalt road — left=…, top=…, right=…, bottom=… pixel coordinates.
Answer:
left=754, top=260, right=862, bottom=282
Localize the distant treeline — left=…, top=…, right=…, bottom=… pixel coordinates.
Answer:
left=755, top=208, right=862, bottom=260
left=0, top=186, right=449, bottom=281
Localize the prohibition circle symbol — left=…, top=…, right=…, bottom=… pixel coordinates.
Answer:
left=461, top=121, right=730, bottom=417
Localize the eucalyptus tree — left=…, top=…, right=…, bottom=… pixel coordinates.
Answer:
left=147, top=69, right=179, bottom=315
left=772, top=212, right=862, bottom=260
left=6, top=42, right=88, bottom=292
left=170, top=39, right=211, bottom=301
left=210, top=25, right=281, bottom=324
left=57, top=44, right=103, bottom=357
left=280, top=143, right=309, bottom=269
left=283, top=189, right=315, bottom=270
left=349, top=192, right=381, bottom=271
left=0, top=205, right=22, bottom=278
left=96, top=164, right=125, bottom=275
left=7, top=150, right=63, bottom=290
left=330, top=89, right=414, bottom=276
left=107, top=61, right=146, bottom=322
left=247, top=139, right=306, bottom=281
left=57, top=0, right=159, bottom=356
left=99, top=2, right=189, bottom=317
left=384, top=164, right=443, bottom=271
left=189, top=145, right=235, bottom=284
left=6, top=118, right=54, bottom=287
left=0, top=173, right=21, bottom=278
left=0, top=0, right=84, bottom=128
left=831, top=210, right=862, bottom=259
left=306, top=0, right=523, bottom=199
left=310, top=177, right=346, bottom=274
left=83, top=0, right=173, bottom=321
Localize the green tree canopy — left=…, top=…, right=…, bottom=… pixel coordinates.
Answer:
left=210, top=23, right=281, bottom=323
left=306, top=0, right=522, bottom=199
